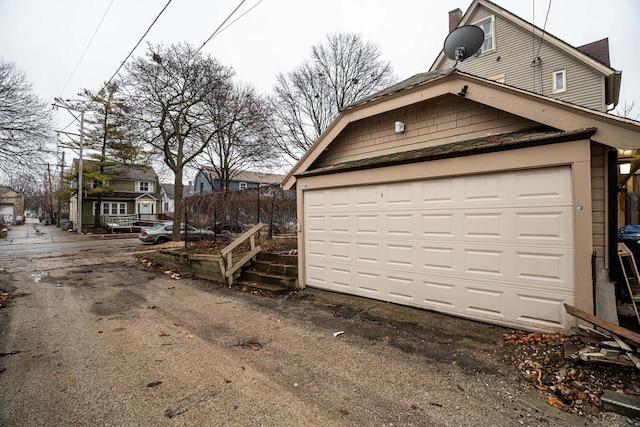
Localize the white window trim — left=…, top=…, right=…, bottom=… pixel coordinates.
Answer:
left=472, top=15, right=495, bottom=55
left=136, top=181, right=154, bottom=193
left=92, top=202, right=127, bottom=216
left=239, top=182, right=248, bottom=190
left=552, top=69, right=567, bottom=93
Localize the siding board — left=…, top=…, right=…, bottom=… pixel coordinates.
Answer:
left=438, top=5, right=605, bottom=111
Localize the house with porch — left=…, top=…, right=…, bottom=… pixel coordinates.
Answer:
left=69, top=160, right=161, bottom=228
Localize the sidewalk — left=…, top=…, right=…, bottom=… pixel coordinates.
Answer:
left=0, top=218, right=138, bottom=245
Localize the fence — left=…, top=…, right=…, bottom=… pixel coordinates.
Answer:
left=183, top=187, right=296, bottom=238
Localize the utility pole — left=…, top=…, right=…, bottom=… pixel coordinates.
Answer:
left=78, top=110, right=85, bottom=234
left=47, top=163, right=54, bottom=222
left=52, top=100, right=87, bottom=235
left=57, top=151, right=65, bottom=226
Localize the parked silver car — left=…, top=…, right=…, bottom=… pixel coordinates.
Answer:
left=138, top=222, right=215, bottom=244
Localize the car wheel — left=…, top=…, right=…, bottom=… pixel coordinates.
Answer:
left=156, top=236, right=169, bottom=244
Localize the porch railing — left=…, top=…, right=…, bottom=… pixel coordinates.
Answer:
left=219, top=222, right=263, bottom=287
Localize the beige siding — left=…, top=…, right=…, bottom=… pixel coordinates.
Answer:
left=316, top=96, right=535, bottom=166
left=438, top=5, right=606, bottom=111
left=590, top=143, right=607, bottom=272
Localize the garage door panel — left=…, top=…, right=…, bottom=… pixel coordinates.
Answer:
left=387, top=243, right=415, bottom=267
left=355, top=186, right=380, bottom=207
left=329, top=240, right=350, bottom=260
left=304, top=166, right=575, bottom=330
left=329, top=215, right=350, bottom=233
left=356, top=242, right=381, bottom=264
left=421, top=179, right=455, bottom=204
left=515, top=293, right=569, bottom=329
left=462, top=175, right=504, bottom=203
left=356, top=214, right=380, bottom=234
left=463, top=212, right=504, bottom=239
left=421, top=279, right=456, bottom=308
left=514, top=168, right=572, bottom=203
left=514, top=209, right=572, bottom=243
left=464, top=287, right=505, bottom=318
left=422, top=246, right=455, bottom=272
left=515, top=249, right=572, bottom=285
left=422, top=213, right=455, bottom=237
left=386, top=213, right=414, bottom=235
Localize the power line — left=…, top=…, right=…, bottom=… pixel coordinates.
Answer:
left=195, top=0, right=248, bottom=54
left=534, top=0, right=552, bottom=60
left=101, top=0, right=173, bottom=93
left=214, top=0, right=264, bottom=41
left=58, top=0, right=115, bottom=97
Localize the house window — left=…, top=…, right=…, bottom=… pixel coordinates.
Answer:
left=164, top=202, right=169, bottom=212
left=239, top=182, right=248, bottom=190
left=473, top=16, right=494, bottom=54
left=552, top=69, right=566, bottom=93
left=136, top=181, right=153, bottom=192
left=199, top=182, right=204, bottom=192
left=93, top=202, right=127, bottom=216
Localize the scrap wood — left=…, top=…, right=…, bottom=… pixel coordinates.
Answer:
left=564, top=303, right=640, bottom=346
left=610, top=333, right=640, bottom=370
left=578, top=347, right=635, bottom=367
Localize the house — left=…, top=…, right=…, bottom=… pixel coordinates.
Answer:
left=0, top=186, right=24, bottom=224
left=282, top=64, right=640, bottom=332
left=69, top=160, right=161, bottom=228
left=193, top=167, right=285, bottom=193
left=160, top=183, right=175, bottom=217
left=431, top=0, right=621, bottom=113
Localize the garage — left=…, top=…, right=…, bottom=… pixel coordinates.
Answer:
left=0, top=203, right=15, bottom=224
left=304, top=166, right=574, bottom=330
left=284, top=70, right=640, bottom=332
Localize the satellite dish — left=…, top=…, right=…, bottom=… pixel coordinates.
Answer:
left=443, top=25, right=485, bottom=65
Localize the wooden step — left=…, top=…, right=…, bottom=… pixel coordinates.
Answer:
left=235, top=280, right=290, bottom=295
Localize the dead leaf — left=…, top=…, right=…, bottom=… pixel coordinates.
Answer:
left=265, top=350, right=272, bottom=355
left=547, top=396, right=565, bottom=409
left=382, top=336, right=390, bottom=342
left=63, top=378, right=75, bottom=385
left=186, top=334, right=193, bottom=339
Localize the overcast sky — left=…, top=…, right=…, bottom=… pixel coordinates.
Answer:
left=1, top=0, right=639, bottom=166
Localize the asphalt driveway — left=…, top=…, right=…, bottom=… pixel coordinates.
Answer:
left=0, top=220, right=635, bottom=426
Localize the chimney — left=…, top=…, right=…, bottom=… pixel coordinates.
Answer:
left=449, top=8, right=463, bottom=33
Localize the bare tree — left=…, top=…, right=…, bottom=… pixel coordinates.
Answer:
left=123, top=43, right=234, bottom=241
left=615, top=101, right=638, bottom=121
left=195, top=82, right=277, bottom=193
left=270, top=33, right=396, bottom=164
left=0, top=58, right=54, bottom=180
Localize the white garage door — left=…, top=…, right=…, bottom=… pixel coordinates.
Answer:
left=0, top=204, right=14, bottom=224
left=303, top=166, right=574, bottom=330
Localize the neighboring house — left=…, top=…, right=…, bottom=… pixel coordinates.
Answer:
left=283, top=67, right=640, bottom=332
left=0, top=186, right=24, bottom=224
left=431, top=0, right=621, bottom=112
left=160, top=183, right=175, bottom=217
left=193, top=168, right=285, bottom=194
left=69, top=160, right=161, bottom=227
